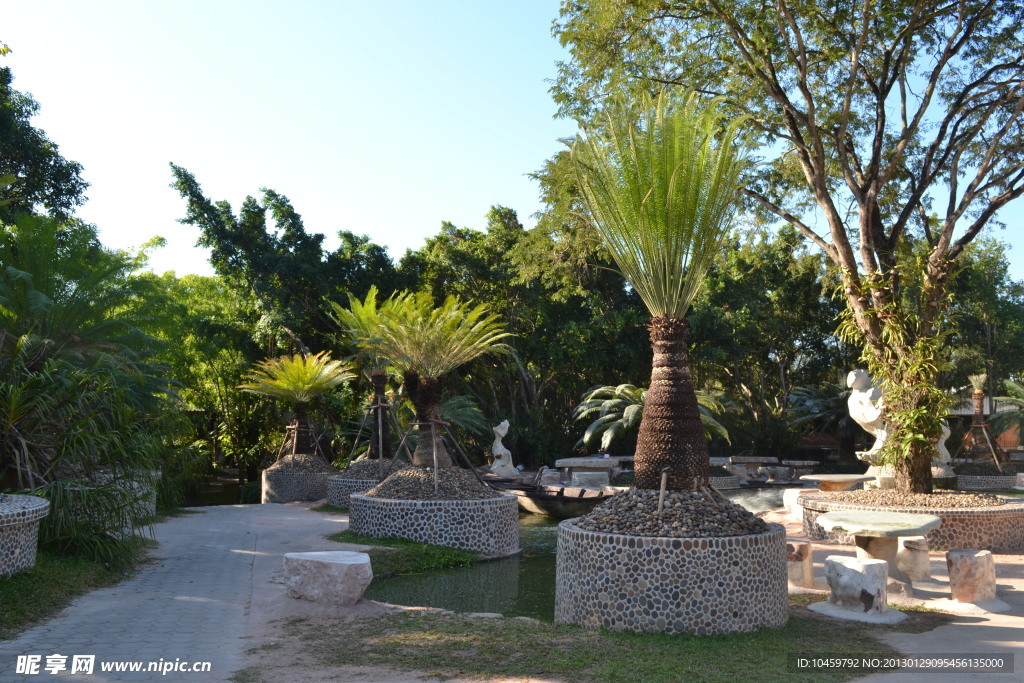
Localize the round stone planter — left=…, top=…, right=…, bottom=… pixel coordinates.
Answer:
left=801, top=494, right=1024, bottom=552
left=261, top=469, right=335, bottom=503
left=0, top=494, right=50, bottom=577
left=555, top=521, right=789, bottom=635
left=709, top=475, right=742, bottom=490
left=348, top=493, right=520, bottom=558
left=326, top=476, right=376, bottom=508
left=957, top=475, right=1018, bottom=491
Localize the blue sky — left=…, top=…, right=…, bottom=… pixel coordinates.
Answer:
left=4, top=1, right=1023, bottom=281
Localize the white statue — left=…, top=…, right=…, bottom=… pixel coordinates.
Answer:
left=489, top=420, right=519, bottom=478
left=846, top=369, right=888, bottom=461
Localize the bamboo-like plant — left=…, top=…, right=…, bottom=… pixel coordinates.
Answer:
left=239, top=351, right=354, bottom=455
left=572, top=90, right=749, bottom=490
left=361, top=291, right=510, bottom=468
left=572, top=383, right=730, bottom=453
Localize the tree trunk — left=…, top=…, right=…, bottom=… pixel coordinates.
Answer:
left=407, top=374, right=451, bottom=468
left=368, top=371, right=391, bottom=460
left=292, top=401, right=313, bottom=455
left=634, top=317, right=709, bottom=490
left=895, top=443, right=934, bottom=493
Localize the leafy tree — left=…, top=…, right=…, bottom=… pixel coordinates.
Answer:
left=554, top=0, right=1024, bottom=492
left=0, top=67, right=88, bottom=222
left=788, top=381, right=868, bottom=465
left=990, top=379, right=1024, bottom=442
left=571, top=91, right=749, bottom=490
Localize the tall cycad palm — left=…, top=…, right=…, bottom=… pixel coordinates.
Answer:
left=572, top=91, right=748, bottom=490
left=329, top=286, right=394, bottom=459
left=240, top=351, right=354, bottom=456
left=366, top=291, right=510, bottom=468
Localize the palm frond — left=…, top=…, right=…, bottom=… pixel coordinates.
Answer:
left=572, top=90, right=749, bottom=319
left=239, top=351, right=354, bottom=405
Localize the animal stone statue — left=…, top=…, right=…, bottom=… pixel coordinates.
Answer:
left=489, top=420, right=519, bottom=478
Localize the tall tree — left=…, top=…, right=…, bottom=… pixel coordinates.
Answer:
left=572, top=91, right=749, bottom=490
left=0, top=66, right=88, bottom=222
left=554, top=0, right=1024, bottom=492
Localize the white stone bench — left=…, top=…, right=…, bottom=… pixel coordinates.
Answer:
left=946, top=549, right=996, bottom=603
left=808, top=556, right=906, bottom=624
left=283, top=551, right=372, bottom=605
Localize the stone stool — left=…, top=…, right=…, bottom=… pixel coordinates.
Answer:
left=283, top=551, right=373, bottom=605
left=896, top=536, right=931, bottom=581
left=946, top=549, right=996, bottom=603
left=824, top=556, right=889, bottom=614
left=571, top=471, right=609, bottom=487
left=786, top=539, right=814, bottom=588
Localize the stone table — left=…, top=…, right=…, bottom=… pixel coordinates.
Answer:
left=782, top=460, right=818, bottom=480
left=799, top=473, right=875, bottom=491
left=816, top=510, right=942, bottom=586
left=553, top=456, right=633, bottom=484
left=730, top=456, right=779, bottom=480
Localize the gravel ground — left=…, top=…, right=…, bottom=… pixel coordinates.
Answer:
left=338, top=458, right=412, bottom=480
left=364, top=466, right=502, bottom=500
left=265, top=453, right=338, bottom=473
left=575, top=488, right=771, bottom=538
left=825, top=489, right=1005, bottom=508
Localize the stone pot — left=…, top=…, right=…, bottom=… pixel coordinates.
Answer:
left=0, top=494, right=51, bottom=577
left=555, top=521, right=789, bottom=635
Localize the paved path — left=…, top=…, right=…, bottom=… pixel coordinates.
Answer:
left=0, top=504, right=349, bottom=682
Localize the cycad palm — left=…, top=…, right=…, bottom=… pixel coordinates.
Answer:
left=990, top=380, right=1024, bottom=442
left=240, top=351, right=354, bottom=455
left=365, top=291, right=510, bottom=468
left=572, top=90, right=748, bottom=490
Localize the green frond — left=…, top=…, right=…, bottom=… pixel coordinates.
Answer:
left=239, top=351, right=354, bottom=405
left=968, top=373, right=988, bottom=391
left=572, top=90, right=749, bottom=319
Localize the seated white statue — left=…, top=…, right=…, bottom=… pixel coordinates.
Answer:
left=489, top=419, right=519, bottom=478
left=847, top=369, right=888, bottom=459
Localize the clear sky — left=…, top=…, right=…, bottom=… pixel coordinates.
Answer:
left=3, top=1, right=1023, bottom=281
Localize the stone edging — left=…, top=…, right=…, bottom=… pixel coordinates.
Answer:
left=709, top=475, right=742, bottom=490
left=956, top=475, right=1018, bottom=490
left=348, top=493, right=520, bottom=558
left=0, top=494, right=50, bottom=577
left=554, top=521, right=788, bottom=635
left=801, top=494, right=1024, bottom=552
left=326, top=476, right=376, bottom=508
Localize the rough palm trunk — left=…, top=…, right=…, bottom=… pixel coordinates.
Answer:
left=634, top=317, right=709, bottom=490
left=291, top=401, right=313, bottom=455
left=405, top=372, right=451, bottom=468
left=368, top=371, right=391, bottom=460
left=896, top=445, right=934, bottom=493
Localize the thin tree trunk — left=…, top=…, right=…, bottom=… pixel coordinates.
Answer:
left=292, top=402, right=313, bottom=455
left=368, top=371, right=391, bottom=460
left=634, top=317, right=709, bottom=490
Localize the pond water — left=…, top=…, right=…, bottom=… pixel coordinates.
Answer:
left=362, top=486, right=791, bottom=620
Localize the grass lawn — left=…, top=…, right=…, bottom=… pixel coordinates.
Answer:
left=326, top=529, right=477, bottom=580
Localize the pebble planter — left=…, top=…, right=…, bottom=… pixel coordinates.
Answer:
left=326, top=476, right=376, bottom=508
left=802, top=494, right=1024, bottom=552
left=262, top=469, right=337, bottom=503
left=709, top=475, right=742, bottom=490
left=957, top=475, right=1018, bottom=491
left=348, top=493, right=520, bottom=558
left=0, top=494, right=50, bottom=577
left=555, top=521, right=789, bottom=635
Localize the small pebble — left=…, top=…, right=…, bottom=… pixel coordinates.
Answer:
left=824, top=489, right=1004, bottom=508
left=265, top=453, right=338, bottom=474
left=365, top=467, right=502, bottom=500
left=337, top=458, right=412, bottom=481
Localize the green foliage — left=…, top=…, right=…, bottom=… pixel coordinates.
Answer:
left=571, top=90, right=749, bottom=320
left=326, top=530, right=477, bottom=580
left=0, top=67, right=88, bottom=222
left=991, top=380, right=1024, bottom=439
left=572, top=383, right=729, bottom=453
left=240, top=352, right=354, bottom=407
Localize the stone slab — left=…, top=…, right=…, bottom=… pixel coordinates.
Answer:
left=824, top=555, right=889, bottom=614
left=283, top=551, right=372, bottom=606
left=946, top=548, right=996, bottom=603
left=807, top=600, right=907, bottom=624
left=817, top=510, right=942, bottom=538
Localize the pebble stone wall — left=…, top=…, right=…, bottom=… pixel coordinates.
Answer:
left=555, top=521, right=789, bottom=635
left=709, top=475, right=742, bottom=490
left=956, top=475, right=1018, bottom=491
left=261, top=470, right=335, bottom=504
left=0, top=494, right=50, bottom=577
left=348, top=493, right=520, bottom=558
left=801, top=495, right=1024, bottom=552
left=326, top=476, right=376, bottom=508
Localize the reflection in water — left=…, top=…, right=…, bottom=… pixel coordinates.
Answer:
left=364, top=487, right=791, bottom=620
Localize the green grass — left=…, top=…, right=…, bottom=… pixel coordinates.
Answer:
left=269, top=603, right=947, bottom=683
left=0, top=551, right=127, bottom=640
left=310, top=503, right=347, bottom=513
left=326, top=530, right=477, bottom=580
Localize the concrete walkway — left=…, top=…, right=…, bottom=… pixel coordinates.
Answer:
left=0, top=504, right=350, bottom=682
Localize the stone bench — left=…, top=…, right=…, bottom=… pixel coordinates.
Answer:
left=947, top=549, right=996, bottom=604
left=808, top=556, right=906, bottom=624
left=283, top=551, right=372, bottom=605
